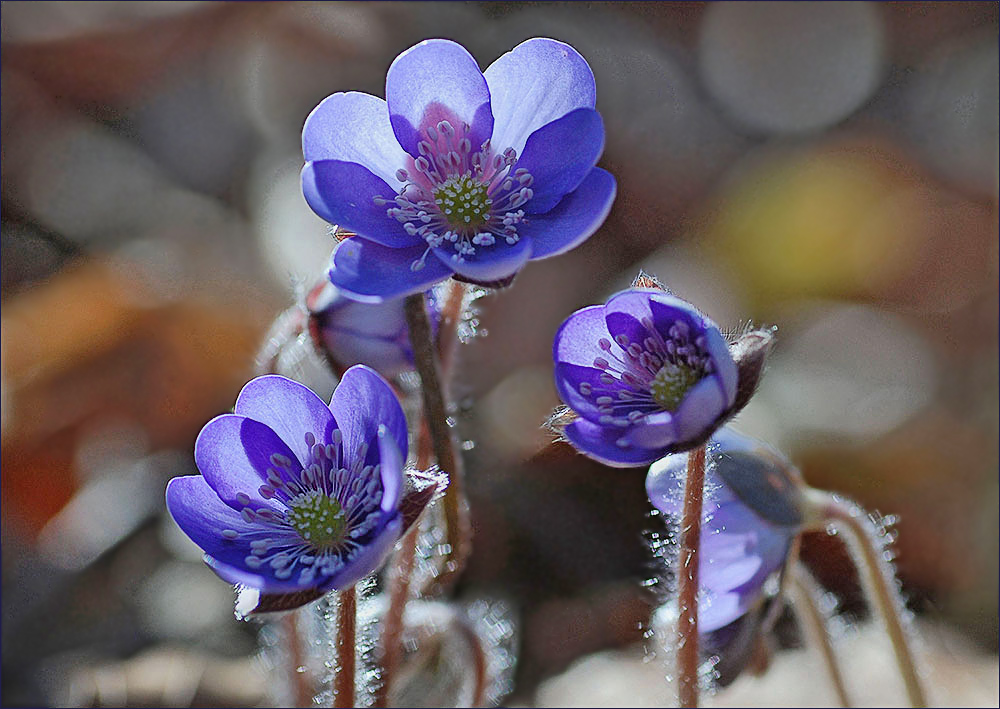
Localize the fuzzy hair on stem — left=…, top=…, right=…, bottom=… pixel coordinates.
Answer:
left=402, top=292, right=472, bottom=594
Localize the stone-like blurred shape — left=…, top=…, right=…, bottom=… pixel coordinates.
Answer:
left=699, top=1, right=885, bottom=134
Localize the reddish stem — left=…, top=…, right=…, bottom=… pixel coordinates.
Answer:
left=821, top=495, right=926, bottom=707
left=333, top=586, right=356, bottom=708
left=374, top=420, right=434, bottom=707
left=403, top=291, right=472, bottom=596
left=284, top=612, right=314, bottom=708
left=677, top=445, right=706, bottom=708
left=789, top=562, right=853, bottom=707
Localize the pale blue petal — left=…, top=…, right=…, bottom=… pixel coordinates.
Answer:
left=302, top=91, right=408, bottom=185
left=484, top=38, right=596, bottom=156
left=195, top=414, right=299, bottom=511
left=386, top=39, right=492, bottom=157
left=328, top=365, right=408, bottom=469
left=234, top=375, right=337, bottom=467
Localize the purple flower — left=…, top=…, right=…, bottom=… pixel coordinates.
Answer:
left=553, top=288, right=772, bottom=467
left=302, top=38, right=616, bottom=301
left=647, top=428, right=803, bottom=682
left=305, top=279, right=440, bottom=379
left=166, top=366, right=410, bottom=594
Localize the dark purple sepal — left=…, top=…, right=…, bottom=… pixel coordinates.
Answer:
left=656, top=327, right=776, bottom=454
left=236, top=586, right=326, bottom=618
left=451, top=271, right=518, bottom=290
left=724, top=327, right=776, bottom=419
left=306, top=308, right=347, bottom=378
left=713, top=449, right=803, bottom=527
left=399, top=469, right=447, bottom=535
left=706, top=599, right=773, bottom=687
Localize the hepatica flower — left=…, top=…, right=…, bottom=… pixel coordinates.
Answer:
left=302, top=38, right=616, bottom=301
left=166, top=366, right=410, bottom=595
left=553, top=288, right=773, bottom=467
left=647, top=428, right=803, bottom=682
left=306, top=279, right=440, bottom=379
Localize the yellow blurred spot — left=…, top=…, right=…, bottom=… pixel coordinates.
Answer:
left=705, top=144, right=929, bottom=307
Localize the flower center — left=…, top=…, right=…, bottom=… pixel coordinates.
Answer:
left=650, top=361, right=702, bottom=410
left=287, top=490, right=347, bottom=551
left=374, top=119, right=534, bottom=271
left=434, top=174, right=492, bottom=230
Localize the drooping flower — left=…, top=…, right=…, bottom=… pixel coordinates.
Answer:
left=647, top=428, right=803, bottom=683
left=306, top=279, right=440, bottom=379
left=552, top=288, right=773, bottom=466
left=166, top=366, right=413, bottom=595
left=302, top=38, right=616, bottom=301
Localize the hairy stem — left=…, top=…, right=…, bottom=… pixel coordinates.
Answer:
left=375, top=282, right=469, bottom=706
left=333, top=586, right=357, bottom=708
left=817, top=493, right=926, bottom=707
left=403, top=292, right=471, bottom=595
left=374, top=420, right=435, bottom=708
left=435, top=279, right=467, bottom=376
left=374, top=525, right=419, bottom=707
left=789, top=562, right=852, bottom=707
left=677, top=445, right=706, bottom=708
left=284, top=612, right=314, bottom=708
left=451, top=610, right=490, bottom=707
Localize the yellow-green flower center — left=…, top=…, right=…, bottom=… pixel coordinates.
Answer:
left=287, top=490, right=347, bottom=550
left=650, top=362, right=702, bottom=410
left=434, top=174, right=491, bottom=231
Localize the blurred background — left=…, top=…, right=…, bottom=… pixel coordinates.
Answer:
left=1, top=1, right=997, bottom=706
